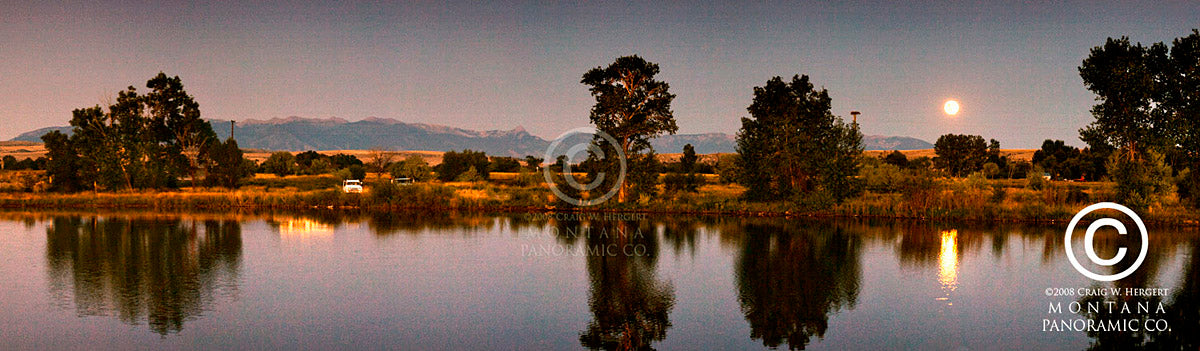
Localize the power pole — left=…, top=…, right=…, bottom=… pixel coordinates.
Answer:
left=850, top=111, right=861, bottom=126
left=230, top=120, right=236, bottom=140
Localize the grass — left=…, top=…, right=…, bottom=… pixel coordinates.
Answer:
left=2, top=170, right=1199, bottom=226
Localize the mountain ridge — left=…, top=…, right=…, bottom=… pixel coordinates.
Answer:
left=10, top=116, right=933, bottom=156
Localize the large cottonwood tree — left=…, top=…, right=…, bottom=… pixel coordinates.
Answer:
left=581, top=56, right=677, bottom=203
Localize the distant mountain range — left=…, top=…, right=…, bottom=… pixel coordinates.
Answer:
left=10, top=117, right=932, bottom=156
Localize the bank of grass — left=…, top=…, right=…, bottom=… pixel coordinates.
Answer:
left=2, top=171, right=1198, bottom=225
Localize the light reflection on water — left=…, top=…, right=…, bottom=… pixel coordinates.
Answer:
left=0, top=211, right=1194, bottom=350
left=938, top=229, right=959, bottom=305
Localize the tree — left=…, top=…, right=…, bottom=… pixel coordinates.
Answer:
left=489, top=157, right=522, bottom=173
left=1107, top=150, right=1174, bottom=210
left=388, top=155, right=434, bottom=181
left=1079, top=37, right=1171, bottom=159
left=1, top=155, right=14, bottom=170
left=715, top=154, right=740, bottom=184
left=674, top=144, right=701, bottom=192
left=1032, top=139, right=1086, bottom=180
left=523, top=156, right=544, bottom=171
left=329, top=153, right=363, bottom=169
left=933, top=134, right=988, bottom=177
left=883, top=150, right=908, bottom=168
left=204, top=138, right=251, bottom=188
left=261, top=152, right=297, bottom=177
left=38, top=73, right=220, bottom=191
left=41, top=131, right=83, bottom=192
left=145, top=72, right=217, bottom=181
left=554, top=155, right=569, bottom=173
left=735, top=75, right=862, bottom=203
left=438, top=150, right=489, bottom=182
left=455, top=166, right=483, bottom=182
left=366, top=148, right=394, bottom=174
left=347, top=164, right=367, bottom=180
left=581, top=55, right=677, bottom=203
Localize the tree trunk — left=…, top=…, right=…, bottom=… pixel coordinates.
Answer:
left=618, top=138, right=629, bottom=203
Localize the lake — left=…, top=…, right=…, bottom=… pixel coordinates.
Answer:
left=0, top=210, right=1195, bottom=350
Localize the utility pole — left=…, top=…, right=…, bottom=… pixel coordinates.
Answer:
left=850, top=111, right=861, bottom=126
left=230, top=120, right=236, bottom=140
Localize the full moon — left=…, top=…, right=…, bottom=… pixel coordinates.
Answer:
left=943, top=100, right=960, bottom=115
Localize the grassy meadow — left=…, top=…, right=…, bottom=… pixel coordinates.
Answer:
left=2, top=167, right=1198, bottom=226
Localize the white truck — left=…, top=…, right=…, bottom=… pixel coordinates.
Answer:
left=342, top=179, right=363, bottom=193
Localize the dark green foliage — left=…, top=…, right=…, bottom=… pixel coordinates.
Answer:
left=489, top=157, right=522, bottom=173
left=554, top=155, right=569, bottom=173
left=329, top=154, right=363, bottom=169
left=933, top=134, right=987, bottom=177
left=627, top=151, right=662, bottom=201
left=1080, top=30, right=1200, bottom=206
left=39, top=73, right=220, bottom=191
left=0, top=156, right=46, bottom=171
left=347, top=164, right=366, bottom=180
left=582, top=55, right=677, bottom=203
left=716, top=154, right=740, bottom=184
left=145, top=73, right=217, bottom=180
left=907, top=156, right=933, bottom=171
left=204, top=138, right=252, bottom=188
left=438, top=150, right=490, bottom=182
left=883, top=150, right=908, bottom=168
left=664, top=144, right=701, bottom=193
left=680, top=144, right=697, bottom=173
left=735, top=74, right=863, bottom=204
left=455, top=166, right=483, bottom=182
left=1107, top=151, right=1174, bottom=210
left=41, top=131, right=83, bottom=192
left=262, top=152, right=297, bottom=177
left=523, top=155, right=544, bottom=170
left=1079, top=37, right=1172, bottom=156
left=388, top=155, right=434, bottom=181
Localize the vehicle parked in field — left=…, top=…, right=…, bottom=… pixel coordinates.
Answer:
left=342, top=179, right=363, bottom=193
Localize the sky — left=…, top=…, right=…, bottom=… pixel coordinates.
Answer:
left=1, top=1, right=1197, bottom=148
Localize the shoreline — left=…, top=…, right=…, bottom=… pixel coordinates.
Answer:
left=3, top=190, right=1197, bottom=227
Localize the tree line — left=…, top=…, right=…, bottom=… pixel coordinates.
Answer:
left=42, top=73, right=250, bottom=192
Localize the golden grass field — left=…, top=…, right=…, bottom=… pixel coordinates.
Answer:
left=0, top=141, right=46, bottom=161
left=863, top=149, right=1037, bottom=162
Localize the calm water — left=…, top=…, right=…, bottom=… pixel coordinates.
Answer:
left=0, top=211, right=1195, bottom=350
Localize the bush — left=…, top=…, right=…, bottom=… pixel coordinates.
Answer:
left=456, top=166, right=483, bottom=182
left=347, top=165, right=366, bottom=180
left=663, top=173, right=699, bottom=193
left=388, top=156, right=434, bottom=181
left=1026, top=167, right=1047, bottom=191
left=715, top=154, right=740, bottom=184
left=511, top=168, right=543, bottom=187
left=861, top=162, right=905, bottom=193
left=262, top=152, right=297, bottom=177
left=1107, top=151, right=1174, bottom=209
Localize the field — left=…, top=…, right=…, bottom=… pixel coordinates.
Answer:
left=0, top=141, right=46, bottom=161
left=862, top=149, right=1038, bottom=162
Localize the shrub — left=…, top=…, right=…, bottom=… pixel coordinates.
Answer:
left=1107, top=151, right=1174, bottom=209
left=1026, top=167, right=1047, bottom=191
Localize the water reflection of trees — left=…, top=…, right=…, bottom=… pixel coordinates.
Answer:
left=552, top=219, right=675, bottom=351
left=729, top=220, right=862, bottom=350
left=44, top=216, right=242, bottom=335
left=1078, top=235, right=1199, bottom=350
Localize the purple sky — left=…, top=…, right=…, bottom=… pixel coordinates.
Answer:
left=1, top=1, right=1196, bottom=148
